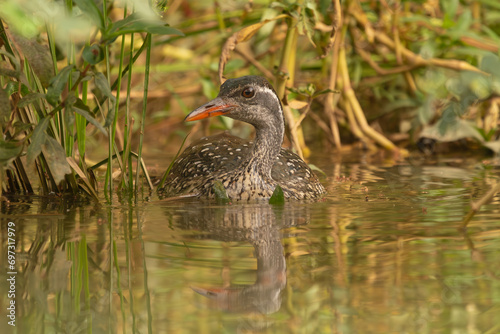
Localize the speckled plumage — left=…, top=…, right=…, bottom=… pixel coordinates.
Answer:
left=161, top=76, right=325, bottom=200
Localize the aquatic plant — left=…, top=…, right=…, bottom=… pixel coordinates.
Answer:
left=0, top=0, right=182, bottom=200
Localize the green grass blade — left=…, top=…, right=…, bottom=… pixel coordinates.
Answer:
left=134, top=33, right=152, bottom=199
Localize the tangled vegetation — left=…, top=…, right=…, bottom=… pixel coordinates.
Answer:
left=0, top=0, right=499, bottom=200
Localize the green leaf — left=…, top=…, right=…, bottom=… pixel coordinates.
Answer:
left=420, top=118, right=484, bottom=143
left=308, top=164, right=326, bottom=177
left=82, top=44, right=105, bottom=65
left=41, top=136, right=72, bottom=184
left=93, top=72, right=115, bottom=127
left=213, top=180, right=230, bottom=204
left=220, top=116, right=234, bottom=129
left=104, top=12, right=184, bottom=41
left=17, top=93, right=46, bottom=108
left=476, top=128, right=496, bottom=141
left=46, top=65, right=75, bottom=106
left=144, top=25, right=184, bottom=36
left=8, top=34, right=54, bottom=87
left=0, top=139, right=22, bottom=165
left=0, top=88, right=10, bottom=122
left=4, top=82, right=31, bottom=97
left=73, top=0, right=105, bottom=30
left=12, top=121, right=33, bottom=137
left=455, top=9, right=472, bottom=32
left=269, top=184, right=285, bottom=205
left=442, top=0, right=458, bottom=26
left=0, top=66, right=19, bottom=79
left=64, top=97, right=76, bottom=129
left=297, top=3, right=317, bottom=47
left=26, top=116, right=51, bottom=168
left=417, top=96, right=436, bottom=126
left=71, top=98, right=107, bottom=135
left=480, top=54, right=500, bottom=78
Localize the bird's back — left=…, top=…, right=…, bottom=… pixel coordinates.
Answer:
left=161, top=132, right=325, bottom=200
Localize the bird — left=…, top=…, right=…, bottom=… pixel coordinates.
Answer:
left=160, top=75, right=326, bottom=201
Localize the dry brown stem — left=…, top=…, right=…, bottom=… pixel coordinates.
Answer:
left=283, top=104, right=304, bottom=159
left=318, top=0, right=343, bottom=59
left=349, top=7, right=487, bottom=75
left=338, top=45, right=401, bottom=153
left=308, top=111, right=337, bottom=146
left=234, top=49, right=275, bottom=80
left=355, top=46, right=419, bottom=75
left=461, top=181, right=500, bottom=228
left=342, top=98, right=376, bottom=150
left=291, top=100, right=312, bottom=133
left=323, top=0, right=343, bottom=149
left=218, top=14, right=288, bottom=83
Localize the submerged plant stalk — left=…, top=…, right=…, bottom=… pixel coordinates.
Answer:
left=134, top=33, right=152, bottom=199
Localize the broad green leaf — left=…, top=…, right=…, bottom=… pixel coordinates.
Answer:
left=383, top=98, right=420, bottom=114
left=480, top=54, right=500, bottom=78
left=41, top=136, right=72, bottom=184
left=469, top=75, right=491, bottom=99
left=73, top=0, right=105, bottom=30
left=82, top=44, right=104, bottom=65
left=72, top=98, right=107, bottom=135
left=420, top=118, right=484, bottom=143
left=0, top=139, right=22, bottom=165
left=17, top=93, right=46, bottom=108
left=447, top=9, right=472, bottom=40
left=8, top=33, right=54, bottom=87
left=213, top=180, right=230, bottom=204
left=26, top=116, right=51, bottom=167
left=93, top=72, right=112, bottom=98
left=64, top=97, right=76, bottom=129
left=46, top=65, right=75, bottom=106
left=93, top=72, right=115, bottom=127
left=417, top=96, right=437, bottom=126
left=104, top=12, right=183, bottom=41
left=144, top=25, right=184, bottom=36
left=269, top=184, right=285, bottom=205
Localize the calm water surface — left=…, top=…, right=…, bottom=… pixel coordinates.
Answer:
left=1, top=156, right=500, bottom=334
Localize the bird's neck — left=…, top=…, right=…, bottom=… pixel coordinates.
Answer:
left=247, top=117, right=284, bottom=177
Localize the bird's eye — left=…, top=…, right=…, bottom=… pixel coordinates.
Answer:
left=241, top=87, right=255, bottom=98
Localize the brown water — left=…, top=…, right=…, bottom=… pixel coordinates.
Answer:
left=1, top=157, right=500, bottom=334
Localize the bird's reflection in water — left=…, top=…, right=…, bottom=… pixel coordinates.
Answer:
left=173, top=201, right=311, bottom=327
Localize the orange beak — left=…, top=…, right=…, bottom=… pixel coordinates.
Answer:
left=184, top=97, right=236, bottom=122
